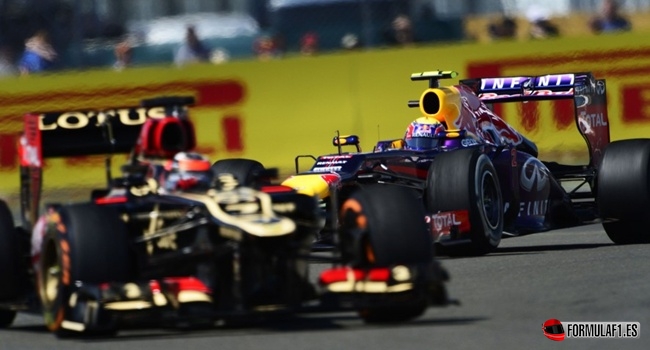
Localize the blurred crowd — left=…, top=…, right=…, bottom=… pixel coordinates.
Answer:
left=488, top=0, right=630, bottom=41
left=0, top=0, right=639, bottom=78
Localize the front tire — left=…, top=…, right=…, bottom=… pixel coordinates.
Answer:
left=38, top=203, right=131, bottom=337
left=339, top=185, right=433, bottom=323
left=597, top=139, right=650, bottom=244
left=426, top=148, right=504, bottom=255
left=339, top=185, right=432, bottom=267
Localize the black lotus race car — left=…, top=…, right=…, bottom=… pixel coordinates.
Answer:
left=0, top=96, right=451, bottom=337
left=275, top=70, right=650, bottom=255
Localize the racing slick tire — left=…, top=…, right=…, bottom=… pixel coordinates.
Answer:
left=339, top=184, right=432, bottom=266
left=0, top=200, right=19, bottom=301
left=0, top=200, right=20, bottom=328
left=38, top=203, right=131, bottom=337
left=211, top=158, right=265, bottom=188
left=339, top=185, right=433, bottom=323
left=426, top=148, right=504, bottom=256
left=597, top=139, right=650, bottom=244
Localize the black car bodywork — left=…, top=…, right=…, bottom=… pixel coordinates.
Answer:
left=0, top=96, right=451, bottom=336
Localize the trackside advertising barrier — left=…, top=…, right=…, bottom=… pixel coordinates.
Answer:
left=0, top=31, right=649, bottom=194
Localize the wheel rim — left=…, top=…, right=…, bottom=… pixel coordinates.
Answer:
left=363, top=239, right=376, bottom=264
left=480, top=172, right=501, bottom=229
left=340, top=198, right=370, bottom=265
left=41, top=240, right=61, bottom=307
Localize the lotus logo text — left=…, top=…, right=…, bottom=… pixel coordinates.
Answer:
left=39, top=107, right=168, bottom=130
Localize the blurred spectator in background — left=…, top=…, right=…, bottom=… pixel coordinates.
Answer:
left=300, top=32, right=319, bottom=56
left=386, top=14, right=415, bottom=46
left=341, top=33, right=362, bottom=51
left=529, top=19, right=559, bottom=39
left=488, top=16, right=517, bottom=40
left=0, top=44, right=18, bottom=77
left=589, top=0, right=631, bottom=33
left=174, top=26, right=210, bottom=66
left=253, top=34, right=282, bottom=61
left=526, top=6, right=559, bottom=39
left=210, top=48, right=230, bottom=64
left=18, top=30, right=57, bottom=75
left=113, top=39, right=132, bottom=71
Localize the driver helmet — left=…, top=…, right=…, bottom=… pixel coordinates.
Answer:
left=160, top=152, right=214, bottom=192
left=404, top=117, right=446, bottom=150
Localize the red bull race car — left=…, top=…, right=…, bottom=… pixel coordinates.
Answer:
left=272, top=70, right=650, bottom=255
left=0, top=96, right=451, bottom=337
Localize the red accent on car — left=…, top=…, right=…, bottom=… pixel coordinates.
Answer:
left=137, top=117, right=197, bottom=158
left=163, top=276, right=211, bottom=294
left=152, top=118, right=184, bottom=154
left=319, top=267, right=364, bottom=285
left=149, top=280, right=162, bottom=294
left=176, top=177, right=199, bottom=190
left=138, top=118, right=156, bottom=154
left=320, top=173, right=342, bottom=186
left=319, top=267, right=392, bottom=285
left=95, top=196, right=128, bottom=205
left=177, top=158, right=211, bottom=172
left=261, top=185, right=296, bottom=193
left=367, top=268, right=391, bottom=281
left=20, top=113, right=42, bottom=168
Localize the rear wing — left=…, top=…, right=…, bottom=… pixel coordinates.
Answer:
left=460, top=72, right=610, bottom=170
left=19, top=95, right=196, bottom=231
left=23, top=107, right=159, bottom=159
left=22, top=95, right=196, bottom=160
left=459, top=72, right=603, bottom=102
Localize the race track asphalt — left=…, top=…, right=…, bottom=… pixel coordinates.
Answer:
left=3, top=222, right=649, bottom=350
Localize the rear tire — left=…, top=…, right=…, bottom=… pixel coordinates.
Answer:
left=38, top=203, right=131, bottom=337
left=426, top=148, right=504, bottom=255
left=211, top=158, right=265, bottom=188
left=597, top=139, right=650, bottom=244
left=0, top=200, right=20, bottom=302
left=339, top=185, right=432, bottom=323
